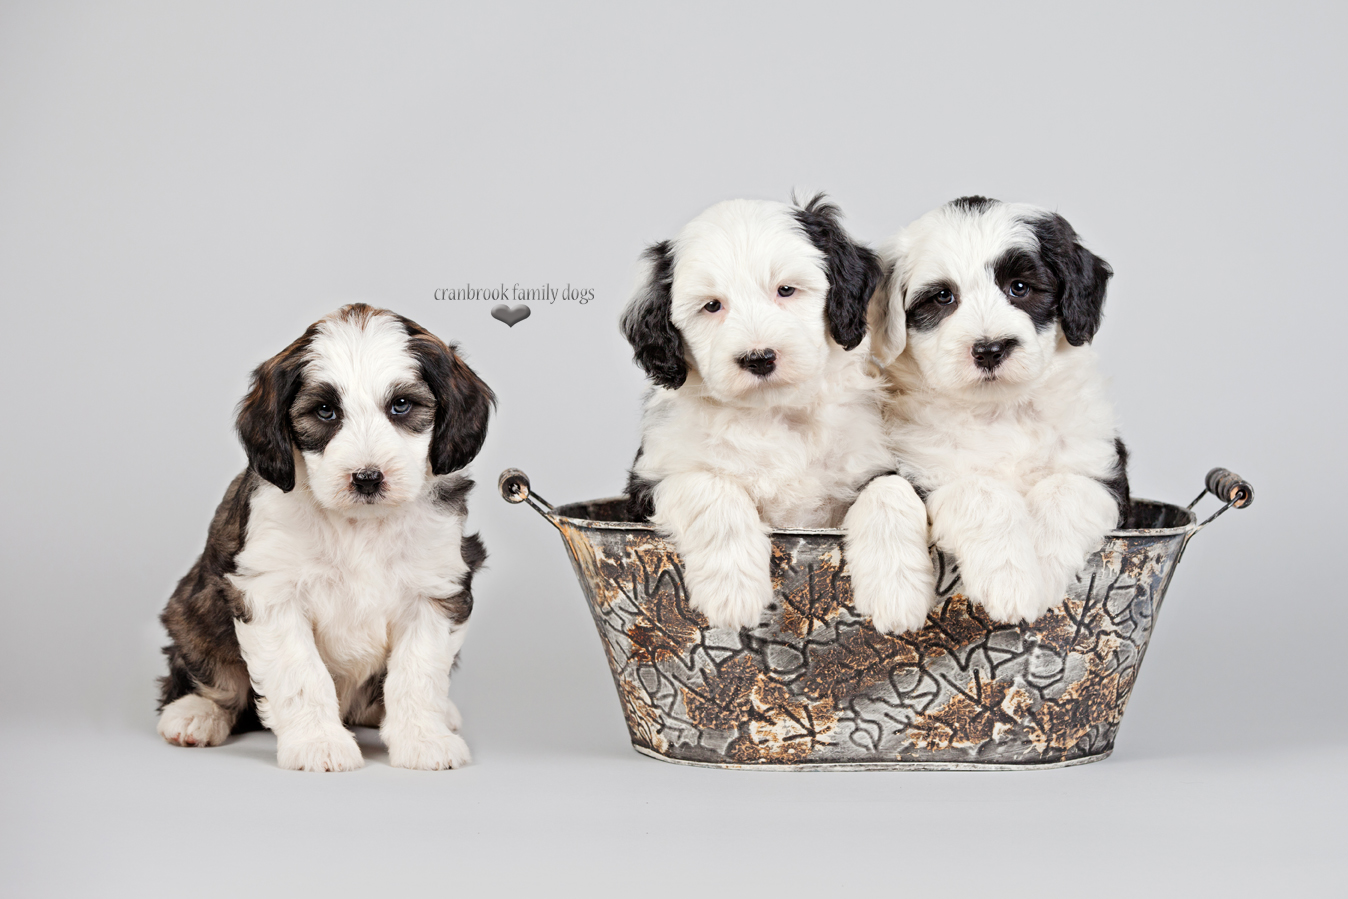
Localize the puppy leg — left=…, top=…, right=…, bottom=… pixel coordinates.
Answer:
left=1026, top=473, right=1120, bottom=611
left=158, top=695, right=235, bottom=747
left=157, top=660, right=248, bottom=747
left=381, top=604, right=470, bottom=770
left=234, top=603, right=363, bottom=772
left=927, top=477, right=1045, bottom=624
left=842, top=475, right=936, bottom=633
left=652, top=472, right=774, bottom=630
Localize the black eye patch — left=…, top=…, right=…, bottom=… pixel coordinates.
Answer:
left=384, top=380, right=436, bottom=433
left=906, top=281, right=960, bottom=331
left=290, top=381, right=343, bottom=453
left=992, top=248, right=1056, bottom=331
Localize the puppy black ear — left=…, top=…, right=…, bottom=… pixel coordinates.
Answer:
left=399, top=318, right=496, bottom=475
left=1030, top=212, right=1114, bottom=346
left=620, top=241, right=687, bottom=389
left=793, top=193, right=882, bottom=351
left=235, top=328, right=316, bottom=492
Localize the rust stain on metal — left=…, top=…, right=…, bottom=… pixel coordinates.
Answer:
left=538, top=496, right=1201, bottom=769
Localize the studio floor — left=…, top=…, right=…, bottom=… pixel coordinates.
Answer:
left=3, top=717, right=1342, bottom=897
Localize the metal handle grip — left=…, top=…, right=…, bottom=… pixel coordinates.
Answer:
left=497, top=468, right=556, bottom=520
left=1205, top=467, right=1253, bottom=509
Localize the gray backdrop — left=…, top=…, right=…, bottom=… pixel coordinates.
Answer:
left=2, top=2, right=1343, bottom=895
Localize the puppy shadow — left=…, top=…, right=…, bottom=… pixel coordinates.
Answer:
left=208, top=726, right=391, bottom=768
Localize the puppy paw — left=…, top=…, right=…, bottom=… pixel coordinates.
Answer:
left=157, top=694, right=233, bottom=747
left=687, top=574, right=774, bottom=630
left=965, top=559, right=1048, bottom=625
left=388, top=732, right=471, bottom=770
left=276, top=730, right=365, bottom=772
left=857, top=588, right=937, bottom=635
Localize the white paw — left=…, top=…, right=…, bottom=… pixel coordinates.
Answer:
left=686, top=574, right=774, bottom=631
left=964, top=557, right=1049, bottom=625
left=276, top=730, right=365, bottom=772
left=158, top=694, right=233, bottom=747
left=856, top=585, right=937, bottom=634
left=388, top=732, right=471, bottom=770
left=444, top=699, right=463, bottom=733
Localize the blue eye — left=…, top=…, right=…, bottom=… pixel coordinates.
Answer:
left=390, top=398, right=411, bottom=415
left=316, top=404, right=337, bottom=421
left=936, top=289, right=955, bottom=306
left=703, top=300, right=722, bottom=313
left=777, top=285, right=795, bottom=297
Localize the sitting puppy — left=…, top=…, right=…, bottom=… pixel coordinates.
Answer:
left=622, top=195, right=935, bottom=633
left=868, top=197, right=1129, bottom=625
left=156, top=304, right=494, bottom=771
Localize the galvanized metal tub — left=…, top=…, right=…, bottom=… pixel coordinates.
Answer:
left=501, top=468, right=1252, bottom=771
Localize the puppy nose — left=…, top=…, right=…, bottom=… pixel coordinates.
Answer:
left=736, top=349, right=777, bottom=377
left=352, top=469, right=384, bottom=495
left=971, top=339, right=1017, bottom=371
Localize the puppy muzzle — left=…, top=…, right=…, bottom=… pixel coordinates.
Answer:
left=735, top=349, right=777, bottom=378
left=351, top=468, right=385, bottom=497
left=971, top=338, right=1019, bottom=373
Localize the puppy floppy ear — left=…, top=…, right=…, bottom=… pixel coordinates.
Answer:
left=793, top=193, right=882, bottom=351
left=1030, top=212, right=1114, bottom=346
left=866, top=259, right=907, bottom=366
left=620, top=241, right=687, bottom=389
left=235, top=327, right=316, bottom=492
left=399, top=319, right=496, bottom=475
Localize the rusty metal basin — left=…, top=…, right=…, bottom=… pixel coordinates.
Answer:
left=501, top=468, right=1252, bottom=771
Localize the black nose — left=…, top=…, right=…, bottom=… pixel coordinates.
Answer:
left=971, top=338, right=1019, bottom=371
left=352, top=469, right=384, bottom=496
left=736, top=349, right=777, bottom=377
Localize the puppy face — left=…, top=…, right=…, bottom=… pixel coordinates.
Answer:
left=236, top=304, right=494, bottom=512
left=871, top=197, right=1112, bottom=396
left=621, top=194, right=880, bottom=403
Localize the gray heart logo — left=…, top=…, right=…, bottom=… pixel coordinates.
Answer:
left=491, top=304, right=531, bottom=327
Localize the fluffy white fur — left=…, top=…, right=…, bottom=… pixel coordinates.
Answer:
left=870, top=199, right=1124, bottom=625
left=625, top=198, right=935, bottom=633
left=157, top=307, right=488, bottom=771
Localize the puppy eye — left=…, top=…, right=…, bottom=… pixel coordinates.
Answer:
left=703, top=300, right=722, bottom=313
left=1008, top=281, right=1029, bottom=298
left=936, top=289, right=955, bottom=306
left=390, top=398, right=412, bottom=415
left=777, top=285, right=795, bottom=297
left=316, top=404, right=337, bottom=421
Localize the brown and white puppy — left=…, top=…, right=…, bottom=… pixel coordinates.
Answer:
left=157, top=304, right=494, bottom=771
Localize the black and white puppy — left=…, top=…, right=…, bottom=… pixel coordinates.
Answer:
left=157, top=304, right=494, bottom=772
left=623, top=195, right=934, bottom=633
left=869, top=197, right=1128, bottom=625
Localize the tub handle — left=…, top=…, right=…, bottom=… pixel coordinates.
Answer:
left=1187, top=467, right=1254, bottom=530
left=498, top=468, right=556, bottom=518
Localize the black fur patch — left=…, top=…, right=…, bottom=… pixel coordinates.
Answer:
left=433, top=475, right=474, bottom=518
left=436, top=532, right=486, bottom=626
left=948, top=195, right=1000, bottom=214
left=1027, top=212, right=1113, bottom=346
left=289, top=381, right=343, bottom=453
left=792, top=194, right=882, bottom=351
left=1101, top=437, right=1131, bottom=526
left=158, top=470, right=261, bottom=730
left=906, top=281, right=960, bottom=332
left=624, top=445, right=657, bottom=521
left=620, top=241, right=686, bottom=390
left=991, top=248, right=1056, bottom=332
left=394, top=315, right=496, bottom=475
left=235, top=325, right=320, bottom=492
left=385, top=380, right=437, bottom=434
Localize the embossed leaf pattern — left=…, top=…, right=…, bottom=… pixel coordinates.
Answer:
left=560, top=519, right=1178, bottom=767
